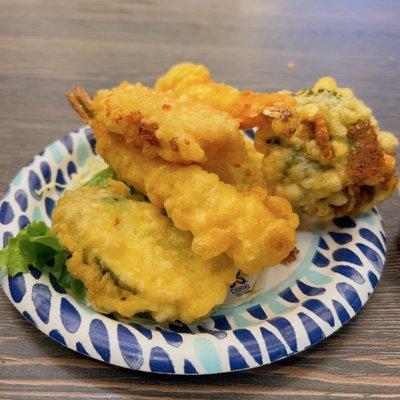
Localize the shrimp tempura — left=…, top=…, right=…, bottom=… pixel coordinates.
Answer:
left=155, top=62, right=296, bottom=129
left=67, top=84, right=299, bottom=273
left=72, top=82, right=247, bottom=165
left=94, top=123, right=298, bottom=274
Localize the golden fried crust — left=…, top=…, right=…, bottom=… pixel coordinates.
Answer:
left=124, top=110, right=160, bottom=146
left=52, top=183, right=237, bottom=323
left=94, top=122, right=299, bottom=274
left=155, top=62, right=296, bottom=129
left=281, top=247, right=299, bottom=264
left=92, top=81, right=247, bottom=165
left=233, top=92, right=296, bottom=129
left=202, top=138, right=266, bottom=192
left=347, top=120, right=385, bottom=182
left=65, top=80, right=277, bottom=196
left=314, top=112, right=333, bottom=162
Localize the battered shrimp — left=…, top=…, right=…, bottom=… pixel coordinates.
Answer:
left=67, top=82, right=247, bottom=165
left=66, top=85, right=299, bottom=274
left=155, top=62, right=296, bottom=129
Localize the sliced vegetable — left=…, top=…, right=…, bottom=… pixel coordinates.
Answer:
left=84, top=167, right=117, bottom=187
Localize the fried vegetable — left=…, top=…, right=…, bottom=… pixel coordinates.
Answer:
left=52, top=181, right=237, bottom=323
left=254, top=77, right=398, bottom=219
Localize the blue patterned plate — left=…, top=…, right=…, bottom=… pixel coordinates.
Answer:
left=0, top=127, right=386, bottom=374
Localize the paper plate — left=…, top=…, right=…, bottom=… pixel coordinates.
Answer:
left=0, top=127, right=386, bottom=374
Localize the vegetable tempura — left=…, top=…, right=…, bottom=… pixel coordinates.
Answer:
left=254, top=77, right=398, bottom=219
left=52, top=181, right=237, bottom=323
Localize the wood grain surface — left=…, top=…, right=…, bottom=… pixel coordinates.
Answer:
left=1, top=0, right=400, bottom=398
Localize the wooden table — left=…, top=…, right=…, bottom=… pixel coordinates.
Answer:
left=1, top=0, right=399, bottom=398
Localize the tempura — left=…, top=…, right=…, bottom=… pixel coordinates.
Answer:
left=254, top=77, right=398, bottom=219
left=155, top=62, right=296, bottom=129
left=52, top=181, right=237, bottom=323
left=73, top=82, right=248, bottom=165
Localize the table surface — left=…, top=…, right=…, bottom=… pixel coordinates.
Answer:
left=1, top=0, right=400, bottom=398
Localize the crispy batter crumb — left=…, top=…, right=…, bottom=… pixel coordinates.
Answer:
left=331, top=199, right=351, bottom=215
left=300, top=120, right=315, bottom=140
left=162, top=103, right=172, bottom=110
left=170, top=137, right=179, bottom=152
left=347, top=120, right=385, bottom=182
left=105, top=102, right=112, bottom=117
left=349, top=185, right=375, bottom=215
left=126, top=111, right=160, bottom=146
left=246, top=186, right=268, bottom=202
left=332, top=184, right=376, bottom=216
left=282, top=247, right=299, bottom=264
left=263, top=105, right=293, bottom=122
left=314, top=112, right=333, bottom=162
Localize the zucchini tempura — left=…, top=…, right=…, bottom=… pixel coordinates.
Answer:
left=94, top=123, right=298, bottom=274
left=155, top=62, right=296, bottom=129
left=254, top=77, right=398, bottom=219
left=70, top=82, right=247, bottom=165
left=52, top=181, right=237, bottom=323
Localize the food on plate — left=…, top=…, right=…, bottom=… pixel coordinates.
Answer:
left=155, top=63, right=398, bottom=220
left=94, top=123, right=298, bottom=274
left=155, top=62, right=296, bottom=129
left=67, top=82, right=247, bottom=165
left=2, top=63, right=397, bottom=326
left=70, top=81, right=264, bottom=193
left=254, top=77, right=398, bottom=219
left=66, top=86, right=299, bottom=274
left=52, top=181, right=237, bottom=323
left=203, top=137, right=266, bottom=192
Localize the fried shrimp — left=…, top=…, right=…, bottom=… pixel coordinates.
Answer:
left=94, top=124, right=298, bottom=274
left=155, top=62, right=296, bottom=129
left=203, top=137, right=266, bottom=192
left=52, top=181, right=237, bottom=323
left=66, top=85, right=299, bottom=274
left=68, top=82, right=247, bottom=165
left=254, top=77, right=398, bottom=219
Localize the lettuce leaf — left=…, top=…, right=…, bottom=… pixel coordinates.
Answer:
left=0, top=221, right=85, bottom=299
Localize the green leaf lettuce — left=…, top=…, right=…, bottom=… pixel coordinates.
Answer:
left=0, top=221, right=85, bottom=299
